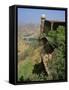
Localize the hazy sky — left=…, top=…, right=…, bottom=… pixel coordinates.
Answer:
left=18, top=8, right=65, bottom=25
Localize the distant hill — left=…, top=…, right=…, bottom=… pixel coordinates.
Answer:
left=18, top=23, right=40, bottom=39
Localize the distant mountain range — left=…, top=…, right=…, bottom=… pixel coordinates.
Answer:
left=18, top=23, right=40, bottom=39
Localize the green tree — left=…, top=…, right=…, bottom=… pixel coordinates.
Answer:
left=47, top=26, right=65, bottom=80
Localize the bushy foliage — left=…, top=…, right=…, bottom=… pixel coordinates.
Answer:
left=47, top=26, right=65, bottom=80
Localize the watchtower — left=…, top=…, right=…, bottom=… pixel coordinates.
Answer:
left=40, top=14, right=46, bottom=33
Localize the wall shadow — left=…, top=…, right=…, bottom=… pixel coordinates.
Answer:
left=32, top=60, right=48, bottom=76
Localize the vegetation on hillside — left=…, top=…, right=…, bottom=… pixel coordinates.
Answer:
left=18, top=25, right=66, bottom=81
